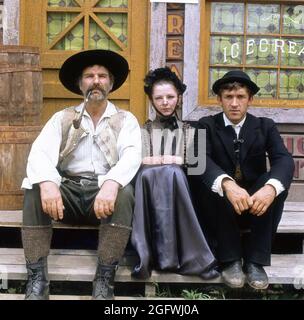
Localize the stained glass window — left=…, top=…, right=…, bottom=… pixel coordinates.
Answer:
left=209, top=2, right=304, bottom=100
left=46, top=0, right=128, bottom=51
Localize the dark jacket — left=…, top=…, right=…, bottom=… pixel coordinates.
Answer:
left=196, top=112, right=295, bottom=190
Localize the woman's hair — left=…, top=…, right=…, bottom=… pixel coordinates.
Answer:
left=144, top=67, right=187, bottom=98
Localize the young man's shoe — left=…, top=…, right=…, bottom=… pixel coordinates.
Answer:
left=221, top=260, right=245, bottom=288
left=243, top=262, right=269, bottom=290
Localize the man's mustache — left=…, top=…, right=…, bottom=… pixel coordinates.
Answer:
left=86, top=86, right=107, bottom=96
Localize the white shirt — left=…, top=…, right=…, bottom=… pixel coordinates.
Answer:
left=211, top=113, right=285, bottom=197
left=22, top=101, right=142, bottom=189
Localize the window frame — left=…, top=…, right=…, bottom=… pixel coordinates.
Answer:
left=199, top=0, right=304, bottom=108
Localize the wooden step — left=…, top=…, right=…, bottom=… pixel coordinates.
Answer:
left=1, top=201, right=304, bottom=233
left=0, top=248, right=303, bottom=286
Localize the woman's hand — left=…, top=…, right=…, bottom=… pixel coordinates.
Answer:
left=142, top=156, right=183, bottom=165
left=142, top=156, right=162, bottom=165
left=161, top=155, right=183, bottom=165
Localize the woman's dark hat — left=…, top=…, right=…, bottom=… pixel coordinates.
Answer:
left=212, top=70, right=260, bottom=95
left=59, top=49, right=129, bottom=95
left=144, top=67, right=187, bottom=97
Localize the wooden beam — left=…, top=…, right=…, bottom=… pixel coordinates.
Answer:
left=2, top=0, right=19, bottom=45
left=149, top=2, right=167, bottom=120
left=182, top=2, right=200, bottom=119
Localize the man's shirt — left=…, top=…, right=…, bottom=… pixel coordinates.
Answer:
left=22, top=101, right=142, bottom=189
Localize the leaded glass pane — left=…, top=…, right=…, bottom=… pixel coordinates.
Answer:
left=209, top=68, right=239, bottom=96
left=283, top=5, right=304, bottom=35
left=47, top=13, right=83, bottom=49
left=281, top=39, right=304, bottom=67
left=247, top=4, right=280, bottom=34
left=48, top=0, right=80, bottom=7
left=95, top=0, right=128, bottom=8
left=89, top=19, right=120, bottom=51
left=211, top=2, right=244, bottom=33
left=54, top=22, right=84, bottom=50
left=246, top=38, right=278, bottom=66
left=246, top=69, right=277, bottom=98
left=96, top=13, right=128, bottom=45
left=280, top=70, right=304, bottom=99
left=210, top=36, right=243, bottom=65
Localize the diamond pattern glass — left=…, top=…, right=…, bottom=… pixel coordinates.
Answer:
left=246, top=37, right=278, bottom=66
left=280, top=70, right=304, bottom=99
left=47, top=0, right=128, bottom=51
left=48, top=0, right=80, bottom=7
left=210, top=36, right=243, bottom=65
left=247, top=69, right=277, bottom=98
left=95, top=0, right=128, bottom=8
left=247, top=4, right=280, bottom=34
left=211, top=2, right=244, bottom=33
left=209, top=2, right=304, bottom=100
left=283, top=5, right=304, bottom=35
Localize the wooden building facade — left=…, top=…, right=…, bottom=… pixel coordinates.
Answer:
left=0, top=0, right=304, bottom=207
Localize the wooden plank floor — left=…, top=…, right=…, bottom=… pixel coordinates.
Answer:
left=0, top=248, right=303, bottom=285
left=1, top=201, right=304, bottom=233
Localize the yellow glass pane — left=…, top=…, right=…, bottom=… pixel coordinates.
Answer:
left=283, top=5, right=304, bottom=35
left=48, top=0, right=80, bottom=7
left=96, top=13, right=128, bottom=45
left=95, top=0, right=128, bottom=8
left=89, top=19, right=120, bottom=51
left=47, top=13, right=79, bottom=44
left=280, top=71, right=304, bottom=99
left=54, top=21, right=84, bottom=50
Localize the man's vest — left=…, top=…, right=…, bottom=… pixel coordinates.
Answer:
left=58, top=106, right=126, bottom=169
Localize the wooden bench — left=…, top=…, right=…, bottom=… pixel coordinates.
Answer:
left=0, top=201, right=304, bottom=298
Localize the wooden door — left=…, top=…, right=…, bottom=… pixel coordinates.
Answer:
left=19, top=0, right=148, bottom=124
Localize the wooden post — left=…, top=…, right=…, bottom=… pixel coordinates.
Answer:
left=149, top=2, right=167, bottom=119
left=183, top=2, right=200, bottom=119
left=3, top=0, right=19, bottom=45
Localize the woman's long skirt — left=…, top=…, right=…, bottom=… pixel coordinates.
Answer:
left=131, top=164, right=216, bottom=279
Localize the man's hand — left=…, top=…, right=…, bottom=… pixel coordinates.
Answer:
left=249, top=184, right=276, bottom=216
left=94, top=180, right=120, bottom=219
left=222, top=178, right=253, bottom=215
left=39, top=181, right=64, bottom=221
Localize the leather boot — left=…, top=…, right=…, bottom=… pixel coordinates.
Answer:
left=92, top=261, right=117, bottom=300
left=25, top=257, right=49, bottom=300
left=22, top=226, right=52, bottom=300
left=93, top=223, right=131, bottom=300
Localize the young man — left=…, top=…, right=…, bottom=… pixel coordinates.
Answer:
left=196, top=70, right=294, bottom=289
left=21, top=50, right=142, bottom=300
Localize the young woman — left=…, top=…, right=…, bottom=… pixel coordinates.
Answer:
left=131, top=67, right=219, bottom=280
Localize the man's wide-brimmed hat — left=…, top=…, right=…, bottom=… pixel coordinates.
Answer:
left=59, top=49, right=129, bottom=95
left=212, top=70, right=260, bottom=95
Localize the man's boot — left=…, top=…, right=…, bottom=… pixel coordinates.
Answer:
left=92, top=261, right=117, bottom=300
left=25, top=257, right=49, bottom=300
left=22, top=226, right=52, bottom=300
left=92, top=223, right=131, bottom=300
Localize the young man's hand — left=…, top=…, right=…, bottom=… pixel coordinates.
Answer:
left=39, top=181, right=64, bottom=221
left=222, top=178, right=253, bottom=215
left=249, top=185, right=276, bottom=216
